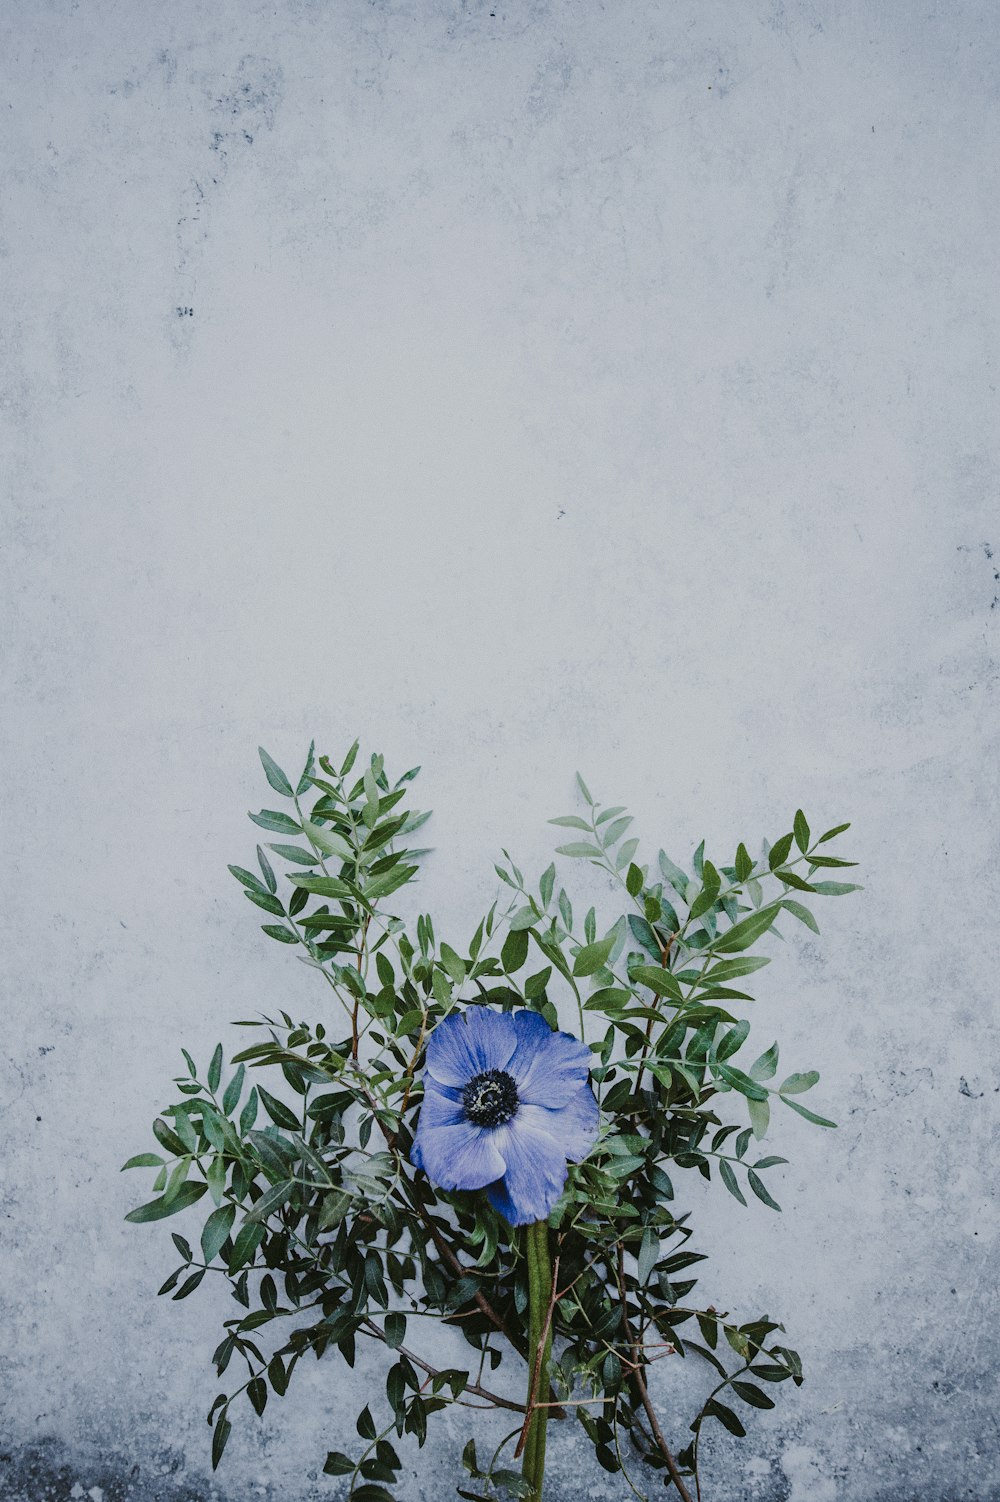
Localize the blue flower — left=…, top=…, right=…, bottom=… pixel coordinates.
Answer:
left=410, top=1008, right=599, bottom=1226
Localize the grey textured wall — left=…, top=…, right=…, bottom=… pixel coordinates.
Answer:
left=1, top=2, right=997, bottom=1499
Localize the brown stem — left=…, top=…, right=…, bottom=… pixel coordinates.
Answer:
left=359, top=1318, right=526, bottom=1413
left=615, top=1245, right=696, bottom=1502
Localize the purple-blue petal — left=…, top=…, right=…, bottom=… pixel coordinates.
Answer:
left=425, top=1009, right=517, bottom=1088
left=538, top=1082, right=600, bottom=1162
left=506, top=1010, right=593, bottom=1107
left=486, top=1107, right=570, bottom=1226
left=411, top=1117, right=506, bottom=1191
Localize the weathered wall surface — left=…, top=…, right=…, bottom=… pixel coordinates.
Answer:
left=1, top=2, right=997, bottom=1499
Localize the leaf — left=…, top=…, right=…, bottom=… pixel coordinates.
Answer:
left=302, top=820, right=354, bottom=860
left=324, top=1453, right=355, bottom=1477
left=243, top=888, right=284, bottom=917
left=121, top=1153, right=165, bottom=1171
left=768, top=833, right=794, bottom=870
left=248, top=809, right=301, bottom=834
left=222, top=1063, right=245, bottom=1115
left=793, top=810, right=810, bottom=853
left=704, top=955, right=771, bottom=982
left=508, top=905, right=538, bottom=932
left=291, top=873, right=355, bottom=899
left=778, top=1071, right=819, bottom=1094
left=749, top=1042, right=779, bottom=1081
left=781, top=1097, right=837, bottom=1128
left=773, top=868, right=817, bottom=893
left=207, top=1044, right=223, bottom=1094
left=716, top=1019, right=750, bottom=1061
left=244, top=1179, right=295, bottom=1223
left=124, top=1181, right=207, bottom=1223
left=713, top=905, right=781, bottom=953
left=258, top=1087, right=301, bottom=1130
left=211, top=1414, right=232, bottom=1470
left=575, top=772, right=594, bottom=804
left=501, top=927, right=529, bottom=974
left=747, top=1169, right=782, bottom=1211
left=384, top=1312, right=406, bottom=1349
left=715, top=1062, right=769, bottom=1101
left=818, top=821, right=851, bottom=844
left=201, top=1204, right=236, bottom=1263
left=807, top=855, right=859, bottom=869
left=781, top=899, right=819, bottom=933
left=810, top=881, right=863, bottom=896
left=258, top=747, right=294, bottom=798
left=266, top=843, right=319, bottom=866
left=732, top=1380, right=776, bottom=1409
left=248, top=1377, right=268, bottom=1417
left=734, top=842, right=754, bottom=881
left=548, top=814, right=592, bottom=831
left=629, top=964, right=682, bottom=1000
left=704, top=1399, right=746, bottom=1437
left=573, top=937, right=614, bottom=977
left=602, top=815, right=633, bottom=846
left=719, top=1159, right=746, bottom=1205
left=637, top=1226, right=659, bottom=1285
left=555, top=842, right=603, bottom=859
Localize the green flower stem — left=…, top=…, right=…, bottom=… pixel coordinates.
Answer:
left=522, top=1220, right=554, bottom=1502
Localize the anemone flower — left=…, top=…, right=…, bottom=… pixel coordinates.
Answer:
left=410, top=1007, right=599, bottom=1226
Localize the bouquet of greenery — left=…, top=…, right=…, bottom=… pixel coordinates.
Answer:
left=124, top=741, right=859, bottom=1501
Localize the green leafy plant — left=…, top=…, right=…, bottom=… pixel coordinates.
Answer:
left=124, top=741, right=860, bottom=1500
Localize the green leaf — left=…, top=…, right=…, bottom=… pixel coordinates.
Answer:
left=704, top=954, right=771, bottom=982
left=207, top=1043, right=223, bottom=1094
left=548, top=815, right=592, bottom=830
left=715, top=1062, right=769, bottom=1101
left=793, top=810, right=810, bottom=853
left=384, top=1312, right=406, bottom=1349
left=262, top=924, right=298, bottom=944
left=121, top=1153, right=165, bottom=1170
left=245, top=1179, right=295, bottom=1223
left=625, top=863, right=643, bottom=897
left=573, top=936, right=614, bottom=977
left=806, top=855, right=859, bottom=868
left=575, top=772, right=594, bottom=804
left=539, top=862, right=556, bottom=908
left=508, top=905, right=538, bottom=932
left=302, top=820, right=354, bottom=860
left=211, top=1414, right=231, bottom=1470
left=629, top=964, right=682, bottom=1000
left=747, top=1169, right=782, bottom=1211
left=781, top=1097, right=837, bottom=1128
left=768, top=833, right=794, bottom=870
left=256, top=845, right=277, bottom=892
left=732, top=1379, right=776, bottom=1409
left=222, top=1063, right=245, bottom=1115
left=713, top=905, right=781, bottom=953
left=201, top=1203, right=236, bottom=1263
left=243, top=888, right=284, bottom=917
left=258, top=746, right=294, bottom=798
left=749, top=1042, right=779, bottom=1081
left=228, top=1219, right=265, bottom=1273
left=747, top=1095, right=770, bottom=1139
left=778, top=1070, right=819, bottom=1094
left=555, top=842, right=603, bottom=859
left=734, top=843, right=754, bottom=882
left=324, top=1452, right=355, bottom=1477
left=773, top=868, right=817, bottom=893
left=818, top=821, right=851, bottom=843
left=810, top=881, right=862, bottom=896
left=704, top=1399, right=745, bottom=1437
left=248, top=809, right=301, bottom=834
left=716, top=1019, right=750, bottom=1061
left=289, top=874, right=355, bottom=898
left=319, top=1190, right=352, bottom=1230
left=719, top=1159, right=746, bottom=1205
left=781, top=899, right=819, bottom=933
left=125, top=1181, right=207, bottom=1223
left=267, top=843, right=319, bottom=866
left=258, top=1087, right=301, bottom=1130
left=637, top=1226, right=659, bottom=1285
left=501, top=927, right=529, bottom=974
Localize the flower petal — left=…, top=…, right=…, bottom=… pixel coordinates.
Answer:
left=486, top=1106, right=570, bottom=1226
left=411, top=1117, right=506, bottom=1191
left=425, top=1009, right=517, bottom=1088
left=540, top=1083, right=600, bottom=1162
left=506, top=1010, right=593, bottom=1107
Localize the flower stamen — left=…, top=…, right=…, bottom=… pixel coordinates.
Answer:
left=462, top=1069, right=519, bottom=1128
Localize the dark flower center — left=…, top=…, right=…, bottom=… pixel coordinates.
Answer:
left=462, top=1069, right=519, bottom=1128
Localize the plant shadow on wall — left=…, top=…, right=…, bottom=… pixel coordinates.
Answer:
left=123, top=742, right=861, bottom=1502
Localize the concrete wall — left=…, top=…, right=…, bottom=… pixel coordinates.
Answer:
left=2, top=2, right=997, bottom=1499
